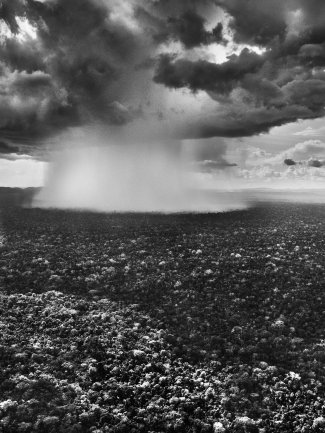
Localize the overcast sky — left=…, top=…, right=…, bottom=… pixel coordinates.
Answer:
left=1, top=0, right=325, bottom=188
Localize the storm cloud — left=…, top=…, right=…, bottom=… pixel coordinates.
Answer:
left=284, top=158, right=297, bottom=166
left=153, top=0, right=325, bottom=138
left=284, top=158, right=325, bottom=168
left=0, top=140, right=20, bottom=154
left=0, top=0, right=151, bottom=145
left=158, top=9, right=224, bottom=49
left=308, top=159, right=324, bottom=167
left=1, top=0, right=325, bottom=152
left=154, top=49, right=264, bottom=95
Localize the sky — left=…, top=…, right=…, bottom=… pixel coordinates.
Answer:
left=1, top=0, right=325, bottom=197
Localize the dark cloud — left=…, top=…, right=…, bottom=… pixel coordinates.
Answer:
left=299, top=43, right=325, bottom=67
left=27, top=0, right=143, bottom=117
left=296, top=0, right=325, bottom=45
left=0, top=139, right=37, bottom=161
left=283, top=158, right=325, bottom=168
left=135, top=57, right=157, bottom=71
left=1, top=0, right=325, bottom=148
left=153, top=0, right=325, bottom=138
left=308, top=159, right=324, bottom=167
left=0, top=38, right=44, bottom=73
left=284, top=158, right=297, bottom=166
left=0, top=140, right=20, bottom=154
left=178, top=103, right=315, bottom=139
left=12, top=70, right=52, bottom=93
left=0, top=0, right=148, bottom=146
left=154, top=49, right=264, bottom=95
left=216, top=0, right=287, bottom=46
left=135, top=2, right=225, bottom=50
left=212, top=23, right=224, bottom=43
left=167, top=11, right=224, bottom=49
left=0, top=66, right=78, bottom=140
left=283, top=79, right=325, bottom=112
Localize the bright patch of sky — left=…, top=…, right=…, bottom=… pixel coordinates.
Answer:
left=0, top=18, right=37, bottom=42
left=0, top=158, right=46, bottom=187
left=16, top=18, right=37, bottom=41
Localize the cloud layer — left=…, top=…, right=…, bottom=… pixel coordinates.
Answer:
left=228, top=139, right=325, bottom=186
left=1, top=0, right=325, bottom=159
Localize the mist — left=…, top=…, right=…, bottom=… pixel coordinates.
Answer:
left=33, top=129, right=248, bottom=213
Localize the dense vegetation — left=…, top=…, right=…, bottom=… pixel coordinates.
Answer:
left=0, top=192, right=325, bottom=432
